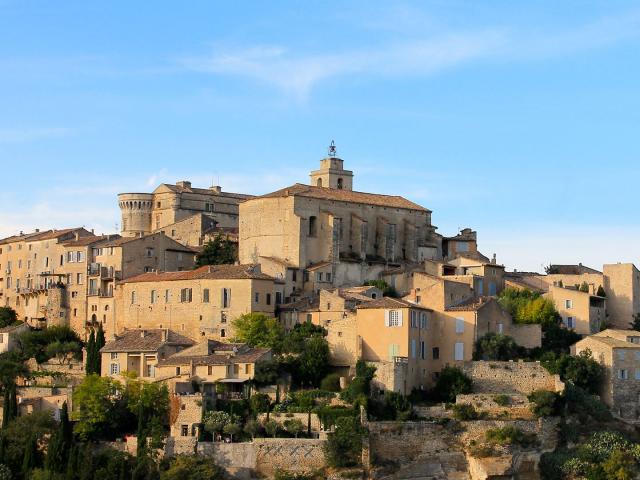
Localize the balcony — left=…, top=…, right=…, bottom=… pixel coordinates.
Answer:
left=88, top=288, right=113, bottom=298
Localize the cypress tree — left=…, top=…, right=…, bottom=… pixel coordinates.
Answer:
left=85, top=329, right=96, bottom=374
left=46, top=402, right=73, bottom=473
left=21, top=434, right=38, bottom=478
left=61, top=402, right=73, bottom=447
left=2, top=383, right=17, bottom=428
left=95, top=324, right=106, bottom=374
left=65, top=444, right=79, bottom=480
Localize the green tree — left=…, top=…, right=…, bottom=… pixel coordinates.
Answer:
left=0, top=308, right=18, bottom=329
left=630, top=313, right=640, bottom=331
left=18, top=326, right=83, bottom=364
left=45, top=403, right=73, bottom=473
left=340, top=360, right=376, bottom=404
left=45, top=340, right=82, bottom=365
left=528, top=390, right=561, bottom=417
left=195, top=236, right=236, bottom=267
left=320, top=373, right=341, bottom=392
left=602, top=450, right=637, bottom=480
left=21, top=434, right=38, bottom=478
left=324, top=416, right=363, bottom=468
left=473, top=333, right=524, bottom=361
left=431, top=366, right=472, bottom=403
left=579, top=282, right=590, bottom=293
left=232, top=313, right=286, bottom=352
left=85, top=328, right=97, bottom=374
left=95, top=324, right=106, bottom=375
left=282, top=321, right=325, bottom=354
left=0, top=353, right=28, bottom=427
left=283, top=419, right=304, bottom=438
left=72, top=374, right=122, bottom=440
left=203, top=411, right=232, bottom=439
left=541, top=349, right=604, bottom=394
left=363, top=280, right=398, bottom=298
left=294, top=336, right=330, bottom=387
left=222, top=423, right=241, bottom=442
left=0, top=411, right=55, bottom=473
left=160, top=455, right=223, bottom=480
left=263, top=419, right=279, bottom=438
left=244, top=419, right=261, bottom=440
left=596, top=285, right=606, bottom=297
left=250, top=393, right=271, bottom=419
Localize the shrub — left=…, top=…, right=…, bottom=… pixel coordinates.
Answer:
left=274, top=470, right=317, bottom=480
left=468, top=443, right=496, bottom=458
left=485, top=426, right=536, bottom=447
left=320, top=373, right=341, bottom=392
left=324, top=416, right=364, bottom=468
left=474, top=333, right=524, bottom=361
left=528, top=390, right=561, bottom=417
left=451, top=403, right=480, bottom=421
left=430, top=366, right=472, bottom=403
left=493, top=394, right=510, bottom=407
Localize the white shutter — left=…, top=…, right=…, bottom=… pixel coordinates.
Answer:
left=384, top=310, right=390, bottom=327
left=454, top=342, right=464, bottom=361
left=456, top=317, right=465, bottom=333
left=411, top=339, right=416, bottom=358
left=397, top=310, right=403, bottom=327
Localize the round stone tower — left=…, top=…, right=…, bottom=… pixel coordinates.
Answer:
left=118, top=193, right=154, bottom=237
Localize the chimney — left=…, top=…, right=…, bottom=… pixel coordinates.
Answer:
left=162, top=329, right=168, bottom=341
left=210, top=185, right=222, bottom=194
left=491, top=254, right=497, bottom=265
left=91, top=228, right=94, bottom=234
left=74, top=232, right=80, bottom=241
left=35, top=229, right=39, bottom=233
left=19, top=231, right=23, bottom=235
left=140, top=330, right=146, bottom=338
left=176, top=180, right=192, bottom=189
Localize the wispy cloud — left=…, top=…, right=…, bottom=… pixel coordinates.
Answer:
left=179, top=7, right=640, bottom=100
left=180, top=30, right=506, bottom=100
left=0, top=127, right=74, bottom=143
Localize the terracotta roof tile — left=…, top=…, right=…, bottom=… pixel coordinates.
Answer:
left=356, top=297, right=432, bottom=311
left=101, top=329, right=195, bottom=353
left=121, top=264, right=274, bottom=283
left=255, top=183, right=430, bottom=212
left=446, top=296, right=493, bottom=312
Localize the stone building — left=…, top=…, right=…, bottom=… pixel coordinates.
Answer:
left=100, top=328, right=195, bottom=379
left=118, top=180, right=252, bottom=244
left=545, top=284, right=606, bottom=335
left=573, top=329, right=640, bottom=422
left=239, top=156, right=442, bottom=299
left=115, top=264, right=283, bottom=341
left=0, top=322, right=29, bottom=354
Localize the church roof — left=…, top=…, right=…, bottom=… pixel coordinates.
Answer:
left=255, top=183, right=430, bottom=212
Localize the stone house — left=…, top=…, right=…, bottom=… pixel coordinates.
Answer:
left=545, top=284, right=606, bottom=335
left=0, top=322, right=29, bottom=353
left=100, top=328, right=195, bottom=379
left=154, top=339, right=272, bottom=400
left=573, top=329, right=640, bottom=422
left=115, top=264, right=283, bottom=341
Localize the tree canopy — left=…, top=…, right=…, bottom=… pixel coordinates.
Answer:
left=541, top=349, right=604, bottom=395
left=232, top=313, right=286, bottom=352
left=0, top=307, right=19, bottom=329
left=473, top=333, right=525, bottom=361
left=195, top=235, right=236, bottom=267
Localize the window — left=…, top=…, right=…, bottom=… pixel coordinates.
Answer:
left=165, top=290, right=170, bottom=303
left=0, top=334, right=3, bottom=344
left=146, top=248, right=154, bottom=258
left=176, top=367, right=181, bottom=375
left=497, top=323, right=504, bottom=334
left=420, top=313, right=427, bottom=329
left=222, top=288, right=231, bottom=308
left=635, top=369, right=640, bottom=381
left=566, top=317, right=575, bottom=329
left=316, top=272, right=323, bottom=282
left=180, top=288, right=193, bottom=303
left=220, top=328, right=226, bottom=338
left=618, top=350, right=626, bottom=360
left=411, top=339, right=416, bottom=358
left=255, top=292, right=260, bottom=303
left=276, top=292, right=282, bottom=304
left=67, top=252, right=74, bottom=263
left=76, top=251, right=84, bottom=262
left=181, top=425, right=188, bottom=437
left=455, top=317, right=465, bottom=333
left=635, top=352, right=640, bottom=361
left=565, top=299, right=573, bottom=309
left=110, top=363, right=120, bottom=375
left=454, top=342, right=465, bottom=361
left=76, top=273, right=83, bottom=285
left=150, top=290, right=157, bottom=304
left=386, top=310, right=402, bottom=327
left=421, top=341, right=425, bottom=360
left=266, top=293, right=271, bottom=306
left=337, top=178, right=343, bottom=189
left=308, top=216, right=317, bottom=237
left=177, top=252, right=183, bottom=261
left=245, top=364, right=251, bottom=374
left=292, top=270, right=297, bottom=282
left=618, top=369, right=629, bottom=380
left=203, top=288, right=210, bottom=303
left=146, top=365, right=155, bottom=378
left=410, top=311, right=418, bottom=328
left=221, top=312, right=227, bottom=323
left=326, top=273, right=332, bottom=282
left=388, top=343, right=400, bottom=360
left=111, top=352, right=118, bottom=360
left=306, top=313, right=312, bottom=322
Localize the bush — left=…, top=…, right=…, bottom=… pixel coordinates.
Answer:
left=468, top=443, right=496, bottom=458
left=160, top=454, right=224, bottom=479
left=430, top=366, right=472, bottom=403
left=324, top=416, right=364, bottom=468
left=564, top=384, right=611, bottom=422
left=493, top=395, right=510, bottom=407
left=485, top=426, right=536, bottom=447
left=320, top=373, right=341, bottom=392
left=474, top=333, right=524, bottom=361
left=340, top=360, right=376, bottom=404
left=451, top=403, right=480, bottom=421
left=528, top=390, right=561, bottom=417
left=274, top=470, right=317, bottom=480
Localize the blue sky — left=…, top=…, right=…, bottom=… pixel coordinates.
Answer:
left=1, top=1, right=639, bottom=272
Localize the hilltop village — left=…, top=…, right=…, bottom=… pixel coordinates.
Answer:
left=1, top=151, right=640, bottom=480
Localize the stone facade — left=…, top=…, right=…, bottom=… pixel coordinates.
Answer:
left=545, top=285, right=605, bottom=335
left=462, top=361, right=564, bottom=395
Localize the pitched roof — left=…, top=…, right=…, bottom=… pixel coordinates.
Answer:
left=100, top=329, right=195, bottom=353
left=279, top=296, right=320, bottom=311
left=26, top=228, right=92, bottom=242
left=121, top=264, right=274, bottom=283
left=62, top=235, right=118, bottom=247
left=0, top=230, right=48, bottom=245
left=157, top=340, right=270, bottom=367
left=101, top=232, right=195, bottom=252
left=255, top=183, right=430, bottom=212
left=581, top=336, right=640, bottom=349
left=159, top=183, right=253, bottom=200
left=356, top=297, right=432, bottom=311
left=547, top=264, right=602, bottom=275
left=446, top=296, right=494, bottom=312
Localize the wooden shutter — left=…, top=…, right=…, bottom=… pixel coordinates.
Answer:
left=384, top=310, right=390, bottom=327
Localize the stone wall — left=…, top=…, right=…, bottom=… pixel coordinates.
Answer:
left=462, top=361, right=564, bottom=395
left=456, top=393, right=535, bottom=420
left=198, top=438, right=326, bottom=478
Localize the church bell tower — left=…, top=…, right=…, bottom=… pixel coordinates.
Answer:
left=309, top=141, right=354, bottom=190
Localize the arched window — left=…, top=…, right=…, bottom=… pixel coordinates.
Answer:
left=316, top=178, right=323, bottom=187
left=337, top=178, right=343, bottom=189
left=91, top=314, right=97, bottom=324
left=309, top=216, right=317, bottom=237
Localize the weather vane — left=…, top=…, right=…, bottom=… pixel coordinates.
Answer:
left=328, top=140, right=337, bottom=157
